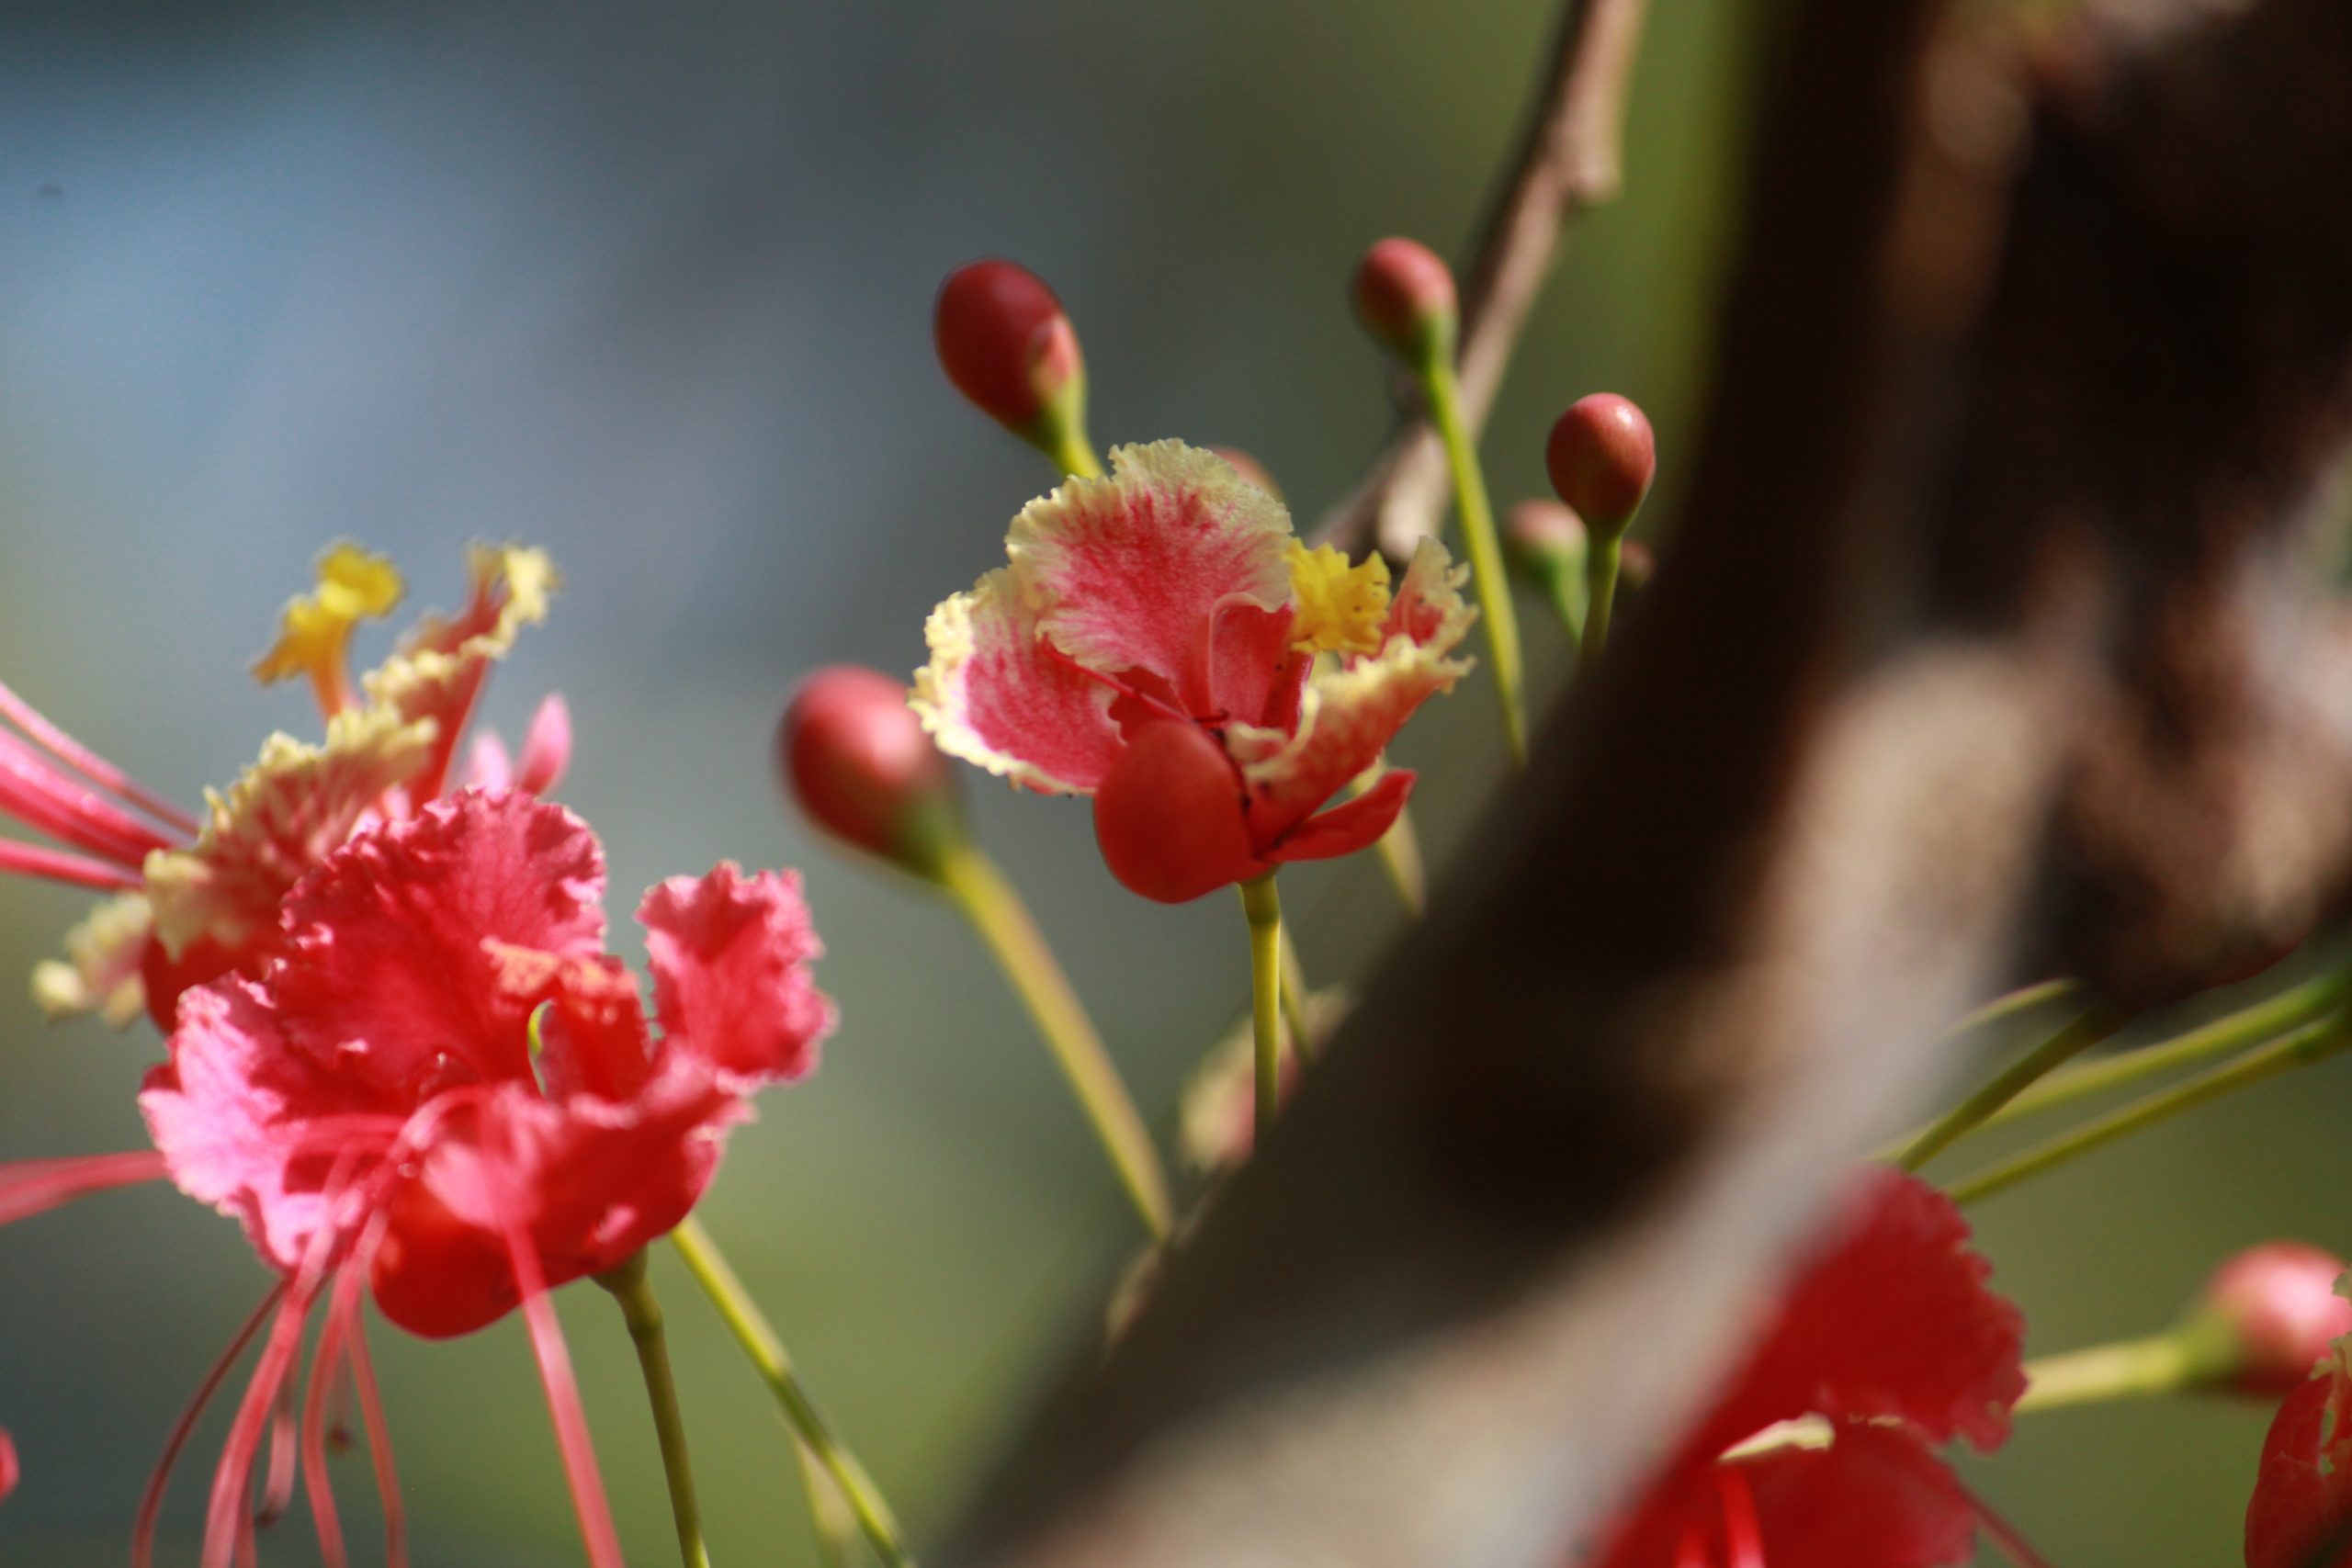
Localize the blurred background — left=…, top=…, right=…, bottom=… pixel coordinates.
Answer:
left=0, top=3, right=2332, bottom=1563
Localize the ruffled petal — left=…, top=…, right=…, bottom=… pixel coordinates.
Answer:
left=31, top=891, right=153, bottom=1027
left=269, top=792, right=607, bottom=1096
left=1734, top=1168, right=2026, bottom=1452
left=638, top=863, right=834, bottom=1089
left=361, top=543, right=556, bottom=802
left=1227, top=541, right=1473, bottom=852
left=2248, top=1366, right=2352, bottom=1568
left=1009, top=442, right=1293, bottom=712
left=143, top=706, right=435, bottom=962
left=141, top=980, right=400, bottom=1271
left=913, top=566, right=1122, bottom=794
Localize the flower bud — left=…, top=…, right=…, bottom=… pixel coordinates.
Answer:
left=1504, top=498, right=1587, bottom=586
left=779, top=666, right=965, bottom=883
left=0, top=1427, right=16, bottom=1504
left=2194, top=1243, right=2352, bottom=1396
left=933, top=259, right=1087, bottom=443
left=1351, top=237, right=1457, bottom=367
left=1545, top=393, right=1656, bottom=535
left=1209, top=446, right=1283, bottom=502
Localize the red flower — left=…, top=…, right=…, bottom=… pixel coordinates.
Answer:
left=0, top=788, right=831, bottom=1568
left=2247, top=1352, right=2352, bottom=1566
left=913, top=441, right=1474, bottom=901
left=0, top=1426, right=17, bottom=1505
left=1583, top=1170, right=2027, bottom=1568
left=3, top=543, right=563, bottom=1032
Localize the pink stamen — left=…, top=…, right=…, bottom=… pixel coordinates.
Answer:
left=0, top=676, right=198, bottom=834
left=514, top=694, right=571, bottom=795
left=254, top=1377, right=299, bottom=1529
left=135, top=1283, right=287, bottom=1568
left=300, top=1260, right=368, bottom=1568
left=201, top=1268, right=326, bottom=1568
left=0, top=837, right=142, bottom=890
left=0, top=728, right=175, bottom=866
left=500, top=1215, right=625, bottom=1568
left=1715, top=1467, right=1765, bottom=1568
left=345, top=1314, right=408, bottom=1568
left=0, top=1150, right=167, bottom=1226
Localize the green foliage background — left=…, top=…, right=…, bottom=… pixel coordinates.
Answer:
left=0, top=4, right=2324, bottom=1563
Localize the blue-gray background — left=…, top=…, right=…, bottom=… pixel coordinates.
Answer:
left=0, top=5, right=2334, bottom=1563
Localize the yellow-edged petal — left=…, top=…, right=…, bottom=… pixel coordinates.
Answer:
left=31, top=893, right=153, bottom=1027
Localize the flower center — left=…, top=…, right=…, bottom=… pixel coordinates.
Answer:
left=1283, top=540, right=1390, bottom=657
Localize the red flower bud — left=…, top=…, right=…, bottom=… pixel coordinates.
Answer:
left=779, top=666, right=964, bottom=882
left=933, top=259, right=1084, bottom=434
left=2199, top=1243, right=2352, bottom=1396
left=1351, top=237, right=1456, bottom=365
left=1545, top=392, right=1656, bottom=534
left=0, top=1427, right=17, bottom=1504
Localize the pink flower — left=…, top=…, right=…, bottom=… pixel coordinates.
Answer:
left=1583, top=1170, right=2028, bottom=1568
left=0, top=788, right=830, bottom=1568
left=0, top=1426, right=17, bottom=1505
left=914, top=441, right=1474, bottom=902
left=3, top=543, right=565, bottom=1032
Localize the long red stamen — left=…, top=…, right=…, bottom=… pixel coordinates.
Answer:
left=254, top=1378, right=299, bottom=1529
left=501, top=1217, right=624, bottom=1568
left=0, top=1150, right=166, bottom=1226
left=0, top=728, right=175, bottom=865
left=1715, top=1467, right=1765, bottom=1568
left=0, top=838, right=142, bottom=890
left=300, top=1261, right=368, bottom=1568
left=0, top=676, right=198, bottom=834
left=201, top=1271, right=324, bottom=1568
left=1965, top=1483, right=2054, bottom=1568
left=345, top=1314, right=408, bottom=1568
left=135, top=1283, right=287, bottom=1568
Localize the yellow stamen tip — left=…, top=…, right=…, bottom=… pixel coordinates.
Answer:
left=1285, top=540, right=1391, bottom=657
left=253, top=542, right=406, bottom=694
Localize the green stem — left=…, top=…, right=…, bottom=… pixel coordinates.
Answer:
left=938, top=843, right=1172, bottom=1240
left=1892, top=1009, right=2120, bottom=1172
left=1045, top=423, right=1102, bottom=480
left=1419, top=357, right=1528, bottom=766
left=1579, top=533, right=1623, bottom=671
left=1949, top=1012, right=2352, bottom=1206
left=2014, top=1317, right=2239, bottom=1414
left=1240, top=874, right=1285, bottom=1137
left=594, top=1254, right=711, bottom=1568
left=1988, top=967, right=2352, bottom=1129
left=669, top=1218, right=915, bottom=1568
left=1276, top=925, right=1314, bottom=1062
left=1948, top=976, right=2078, bottom=1039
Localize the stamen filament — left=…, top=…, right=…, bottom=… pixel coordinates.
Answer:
left=0, top=675, right=198, bottom=833
left=0, top=837, right=143, bottom=890
left=0, top=728, right=175, bottom=864
left=0, top=1149, right=167, bottom=1226
left=669, top=1216, right=917, bottom=1568
left=344, top=1314, right=409, bottom=1568
left=1241, top=872, right=1285, bottom=1136
left=300, top=1262, right=369, bottom=1568
left=136, top=1284, right=287, bottom=1568
left=939, top=840, right=1172, bottom=1240
left=501, top=1225, right=625, bottom=1568
left=596, top=1252, right=712, bottom=1568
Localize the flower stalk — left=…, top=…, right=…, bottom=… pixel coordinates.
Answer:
left=669, top=1217, right=916, bottom=1568
left=595, top=1253, right=711, bottom=1568
left=2014, top=1316, right=2240, bottom=1414
left=1892, top=1008, right=2122, bottom=1172
left=938, top=840, right=1173, bottom=1240
left=1419, top=357, right=1528, bottom=765
left=1241, top=873, right=1286, bottom=1134
left=1950, top=1010, right=2352, bottom=1206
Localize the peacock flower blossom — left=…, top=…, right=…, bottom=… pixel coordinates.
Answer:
left=1581, top=1169, right=2029, bottom=1568
left=912, top=440, right=1474, bottom=902
left=0, top=786, right=831, bottom=1568
left=6, top=541, right=565, bottom=1032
